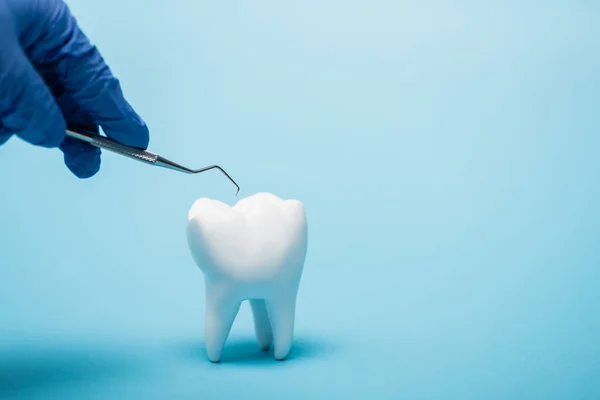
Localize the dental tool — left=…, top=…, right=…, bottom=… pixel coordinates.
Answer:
left=65, top=128, right=240, bottom=195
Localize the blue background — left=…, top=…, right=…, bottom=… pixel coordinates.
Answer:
left=1, top=1, right=600, bottom=398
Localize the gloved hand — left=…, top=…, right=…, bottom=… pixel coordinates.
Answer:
left=0, top=0, right=149, bottom=178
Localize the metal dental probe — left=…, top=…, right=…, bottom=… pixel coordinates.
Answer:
left=65, top=128, right=240, bottom=195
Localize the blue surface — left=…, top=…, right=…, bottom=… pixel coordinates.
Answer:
left=1, top=1, right=600, bottom=399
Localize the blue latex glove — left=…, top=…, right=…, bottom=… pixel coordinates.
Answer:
left=0, top=0, right=149, bottom=178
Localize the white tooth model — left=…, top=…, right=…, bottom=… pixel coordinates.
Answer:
left=186, top=192, right=308, bottom=362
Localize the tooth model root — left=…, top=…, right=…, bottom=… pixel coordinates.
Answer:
left=250, top=299, right=273, bottom=351
left=204, top=287, right=242, bottom=363
left=266, top=294, right=297, bottom=361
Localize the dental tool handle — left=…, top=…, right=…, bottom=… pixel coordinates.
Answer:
left=65, top=128, right=159, bottom=165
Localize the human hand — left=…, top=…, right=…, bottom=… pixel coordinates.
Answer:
left=0, top=0, right=149, bottom=178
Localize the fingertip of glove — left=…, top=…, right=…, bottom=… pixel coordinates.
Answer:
left=67, top=160, right=100, bottom=179
left=60, top=136, right=101, bottom=178
left=104, top=117, right=150, bottom=149
left=126, top=118, right=150, bottom=149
